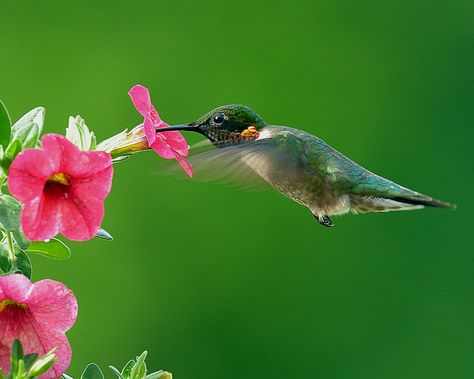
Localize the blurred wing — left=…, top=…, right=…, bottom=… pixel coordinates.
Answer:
left=157, top=140, right=282, bottom=191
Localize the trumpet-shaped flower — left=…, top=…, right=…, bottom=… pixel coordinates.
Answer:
left=8, top=134, right=113, bottom=241
left=0, top=274, right=78, bottom=379
left=128, top=85, right=193, bottom=177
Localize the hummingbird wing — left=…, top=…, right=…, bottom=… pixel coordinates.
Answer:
left=301, top=137, right=455, bottom=213
left=158, top=139, right=280, bottom=191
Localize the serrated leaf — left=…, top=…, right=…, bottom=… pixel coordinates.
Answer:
left=81, top=364, right=104, bottom=379
left=26, top=238, right=71, bottom=260
left=12, top=229, right=30, bottom=250
left=15, top=247, right=32, bottom=279
left=0, top=100, right=11, bottom=149
left=66, top=116, right=96, bottom=150
left=96, top=228, right=113, bottom=240
left=0, top=194, right=22, bottom=231
left=12, top=107, right=44, bottom=146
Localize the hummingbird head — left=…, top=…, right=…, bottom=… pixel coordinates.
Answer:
left=156, top=105, right=266, bottom=147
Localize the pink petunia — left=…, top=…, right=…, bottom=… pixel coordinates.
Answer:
left=128, top=85, right=193, bottom=177
left=8, top=134, right=113, bottom=242
left=0, top=274, right=78, bottom=379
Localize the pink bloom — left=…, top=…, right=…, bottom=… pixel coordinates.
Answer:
left=128, top=85, right=193, bottom=177
left=0, top=274, right=78, bottom=379
left=8, top=134, right=113, bottom=241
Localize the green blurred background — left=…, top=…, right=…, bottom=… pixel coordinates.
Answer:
left=1, top=1, right=473, bottom=377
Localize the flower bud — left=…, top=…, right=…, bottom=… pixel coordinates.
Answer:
left=97, top=125, right=149, bottom=158
left=27, top=349, right=56, bottom=378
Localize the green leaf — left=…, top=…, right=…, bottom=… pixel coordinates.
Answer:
left=96, top=228, right=113, bottom=240
left=1, top=139, right=22, bottom=172
left=23, top=353, right=39, bottom=371
left=0, top=244, right=12, bottom=274
left=0, top=100, right=11, bottom=149
left=109, top=366, right=123, bottom=379
left=121, top=360, right=135, bottom=379
left=12, top=107, right=44, bottom=148
left=26, top=238, right=71, bottom=260
left=12, top=229, right=30, bottom=250
left=142, top=371, right=169, bottom=379
left=10, top=340, right=24, bottom=376
left=130, top=352, right=147, bottom=379
left=66, top=116, right=96, bottom=150
left=0, top=194, right=22, bottom=231
left=112, top=155, right=130, bottom=163
left=15, top=247, right=32, bottom=279
left=81, top=364, right=104, bottom=379
left=27, top=349, right=56, bottom=378
left=13, top=122, right=40, bottom=149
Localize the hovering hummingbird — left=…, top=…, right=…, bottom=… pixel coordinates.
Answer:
left=156, top=105, right=455, bottom=227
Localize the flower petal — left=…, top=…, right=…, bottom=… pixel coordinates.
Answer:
left=0, top=276, right=76, bottom=379
left=42, top=134, right=112, bottom=178
left=0, top=314, right=71, bottom=379
left=162, top=131, right=189, bottom=156
left=143, top=118, right=157, bottom=146
left=58, top=194, right=105, bottom=241
left=71, top=165, right=113, bottom=201
left=128, top=84, right=192, bottom=176
left=0, top=274, right=32, bottom=303
left=20, top=193, right=61, bottom=242
left=128, top=85, right=153, bottom=118
left=27, top=279, right=78, bottom=332
left=150, top=134, right=175, bottom=159
left=8, top=150, right=53, bottom=202
left=174, top=152, right=193, bottom=177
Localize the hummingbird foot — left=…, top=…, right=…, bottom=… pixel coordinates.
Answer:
left=313, top=214, right=334, bottom=227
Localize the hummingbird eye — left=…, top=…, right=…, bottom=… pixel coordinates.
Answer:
left=212, top=113, right=225, bottom=126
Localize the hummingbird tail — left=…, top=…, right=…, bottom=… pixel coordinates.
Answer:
left=349, top=192, right=456, bottom=214
left=389, top=195, right=456, bottom=210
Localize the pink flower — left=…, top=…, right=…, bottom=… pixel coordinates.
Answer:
left=8, top=134, right=113, bottom=242
left=0, top=274, right=78, bottom=379
left=128, top=85, right=193, bottom=177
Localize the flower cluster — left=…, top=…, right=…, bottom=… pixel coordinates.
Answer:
left=0, top=85, right=182, bottom=378
left=0, top=275, right=77, bottom=379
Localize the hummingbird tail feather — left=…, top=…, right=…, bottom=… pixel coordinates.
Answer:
left=349, top=191, right=456, bottom=214
left=389, top=195, right=456, bottom=210
left=349, top=195, right=424, bottom=214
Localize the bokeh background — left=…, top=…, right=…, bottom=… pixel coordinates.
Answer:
left=1, top=1, right=473, bottom=378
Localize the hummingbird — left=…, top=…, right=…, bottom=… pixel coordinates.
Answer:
left=156, top=104, right=455, bottom=227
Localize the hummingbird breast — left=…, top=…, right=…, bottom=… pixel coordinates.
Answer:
left=243, top=127, right=352, bottom=217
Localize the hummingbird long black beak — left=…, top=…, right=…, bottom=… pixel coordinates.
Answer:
left=155, top=124, right=202, bottom=134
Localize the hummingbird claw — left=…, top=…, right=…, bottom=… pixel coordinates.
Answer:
left=314, top=214, right=334, bottom=227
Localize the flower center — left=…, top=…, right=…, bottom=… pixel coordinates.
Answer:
left=47, top=172, right=71, bottom=186
left=0, top=299, right=28, bottom=313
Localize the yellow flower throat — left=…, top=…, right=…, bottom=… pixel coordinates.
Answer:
left=48, top=173, right=71, bottom=186
left=0, top=299, right=28, bottom=312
